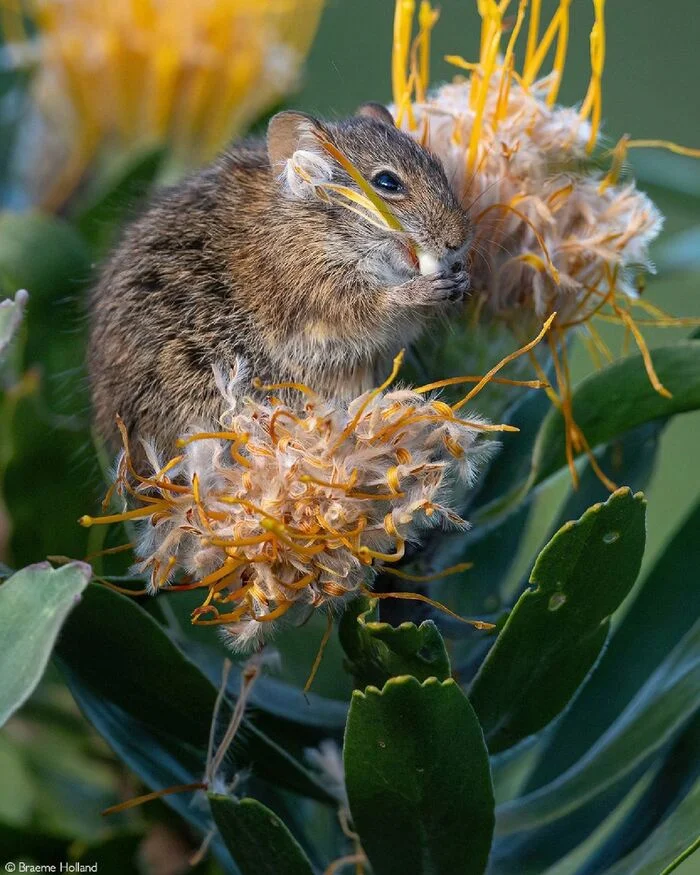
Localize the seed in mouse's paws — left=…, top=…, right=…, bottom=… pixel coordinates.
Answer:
left=418, top=249, right=440, bottom=276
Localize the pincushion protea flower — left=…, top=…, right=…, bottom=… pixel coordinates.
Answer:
left=392, top=0, right=700, bottom=487
left=80, top=322, right=552, bottom=651
left=14, top=0, right=325, bottom=208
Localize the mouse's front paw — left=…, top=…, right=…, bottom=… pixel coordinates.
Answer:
left=411, top=269, right=470, bottom=305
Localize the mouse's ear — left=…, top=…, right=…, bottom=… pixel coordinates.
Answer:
left=267, top=111, right=326, bottom=169
left=356, top=102, right=396, bottom=127
left=267, top=111, right=333, bottom=200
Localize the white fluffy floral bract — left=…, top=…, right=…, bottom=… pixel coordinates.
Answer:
left=405, top=75, right=663, bottom=330
left=118, top=376, right=493, bottom=651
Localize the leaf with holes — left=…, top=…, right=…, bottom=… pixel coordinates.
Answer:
left=526, top=496, right=700, bottom=791
left=470, top=489, right=646, bottom=753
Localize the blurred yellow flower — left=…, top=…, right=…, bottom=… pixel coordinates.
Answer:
left=392, top=0, right=700, bottom=487
left=19, top=0, right=325, bottom=206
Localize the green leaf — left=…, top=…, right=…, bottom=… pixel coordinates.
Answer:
left=0, top=212, right=92, bottom=304
left=538, top=770, right=660, bottom=875
left=345, top=676, right=494, bottom=875
left=564, top=713, right=700, bottom=875
left=526, top=496, right=700, bottom=791
left=2, top=387, right=99, bottom=566
left=0, top=212, right=96, bottom=566
left=469, top=489, right=646, bottom=753
left=56, top=584, right=336, bottom=807
left=0, top=562, right=91, bottom=727
left=599, top=777, right=700, bottom=875
left=209, top=794, right=314, bottom=875
left=0, top=289, right=27, bottom=360
left=495, top=616, right=700, bottom=836
left=338, top=596, right=450, bottom=688
left=0, top=211, right=92, bottom=412
left=530, top=342, right=700, bottom=490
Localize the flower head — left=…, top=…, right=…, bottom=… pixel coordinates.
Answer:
left=391, top=0, right=699, bottom=486
left=82, top=353, right=511, bottom=650
left=81, top=323, right=553, bottom=651
left=16, top=0, right=325, bottom=207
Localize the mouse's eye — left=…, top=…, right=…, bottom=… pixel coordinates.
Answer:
left=372, top=171, right=404, bottom=193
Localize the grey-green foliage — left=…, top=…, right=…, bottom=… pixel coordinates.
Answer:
left=0, top=562, right=90, bottom=727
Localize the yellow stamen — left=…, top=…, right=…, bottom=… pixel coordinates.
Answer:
left=358, top=540, right=406, bottom=564
left=79, top=506, right=164, bottom=527
left=252, top=377, right=318, bottom=397
left=579, top=0, right=606, bottom=152
left=467, top=2, right=502, bottom=172
left=316, top=137, right=406, bottom=233
left=599, top=134, right=630, bottom=193
left=102, top=782, right=206, bottom=817
left=524, top=0, right=541, bottom=73
left=626, top=139, right=700, bottom=158
left=546, top=0, right=571, bottom=106
left=393, top=0, right=417, bottom=128
left=85, top=541, right=134, bottom=561
left=495, top=0, right=528, bottom=124
left=93, top=577, right=149, bottom=598
left=614, top=305, right=672, bottom=399
left=331, top=350, right=405, bottom=451
left=361, top=586, right=495, bottom=630
left=452, top=314, right=556, bottom=411
left=417, top=2, right=439, bottom=101
left=382, top=561, right=474, bottom=582
left=444, top=55, right=481, bottom=74
left=524, top=0, right=565, bottom=86
left=303, top=612, right=334, bottom=694
left=548, top=331, right=578, bottom=487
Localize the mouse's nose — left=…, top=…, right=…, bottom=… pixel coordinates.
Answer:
left=445, top=246, right=465, bottom=274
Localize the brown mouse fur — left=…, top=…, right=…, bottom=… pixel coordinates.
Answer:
left=88, top=103, right=473, bottom=462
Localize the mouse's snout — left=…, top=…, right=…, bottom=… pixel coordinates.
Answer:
left=446, top=243, right=466, bottom=274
